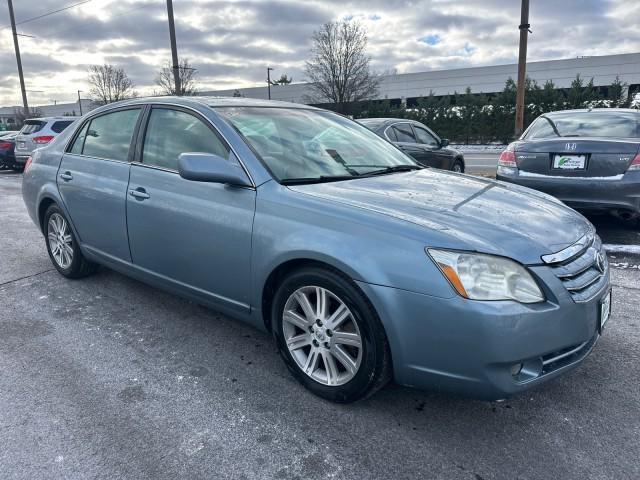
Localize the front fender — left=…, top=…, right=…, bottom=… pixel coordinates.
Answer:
left=250, top=182, right=456, bottom=309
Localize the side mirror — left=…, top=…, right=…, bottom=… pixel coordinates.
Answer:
left=177, top=152, right=252, bottom=187
left=440, top=138, right=450, bottom=147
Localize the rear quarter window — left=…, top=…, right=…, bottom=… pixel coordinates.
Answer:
left=51, top=120, right=74, bottom=133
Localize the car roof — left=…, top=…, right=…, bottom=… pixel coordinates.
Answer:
left=24, top=117, right=79, bottom=122
left=358, top=118, right=417, bottom=126
left=544, top=108, right=640, bottom=116
left=90, top=96, right=321, bottom=115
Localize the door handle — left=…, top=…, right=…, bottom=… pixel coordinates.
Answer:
left=59, top=171, right=73, bottom=181
left=129, top=188, right=150, bottom=200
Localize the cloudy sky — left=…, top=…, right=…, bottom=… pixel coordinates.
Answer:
left=1, top=0, right=639, bottom=106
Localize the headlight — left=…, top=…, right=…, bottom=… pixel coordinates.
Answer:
left=427, top=249, right=544, bottom=303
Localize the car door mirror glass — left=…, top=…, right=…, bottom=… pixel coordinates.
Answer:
left=177, top=152, right=251, bottom=186
left=440, top=138, right=449, bottom=147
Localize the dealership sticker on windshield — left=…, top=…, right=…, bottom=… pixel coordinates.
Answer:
left=553, top=154, right=586, bottom=169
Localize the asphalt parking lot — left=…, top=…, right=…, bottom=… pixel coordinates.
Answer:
left=1, top=170, right=639, bottom=480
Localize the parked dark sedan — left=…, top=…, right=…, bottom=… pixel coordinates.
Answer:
left=497, top=108, right=640, bottom=222
left=0, top=132, right=18, bottom=170
left=359, top=118, right=465, bottom=172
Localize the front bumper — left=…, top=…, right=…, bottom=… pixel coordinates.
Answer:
left=496, top=168, right=640, bottom=214
left=356, top=266, right=610, bottom=400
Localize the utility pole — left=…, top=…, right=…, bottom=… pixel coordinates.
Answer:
left=267, top=67, right=273, bottom=100
left=514, top=0, right=530, bottom=137
left=7, top=0, right=29, bottom=115
left=166, top=0, right=181, bottom=95
left=77, top=90, right=83, bottom=115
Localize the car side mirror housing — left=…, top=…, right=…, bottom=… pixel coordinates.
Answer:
left=440, top=138, right=450, bottom=147
left=177, top=152, right=252, bottom=187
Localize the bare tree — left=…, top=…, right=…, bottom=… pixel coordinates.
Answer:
left=156, top=59, right=198, bottom=96
left=13, top=106, right=43, bottom=128
left=305, top=20, right=379, bottom=112
left=88, top=64, right=136, bottom=104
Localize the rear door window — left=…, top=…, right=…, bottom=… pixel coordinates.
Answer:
left=51, top=120, right=74, bottom=133
left=141, top=108, right=230, bottom=171
left=81, top=109, right=141, bottom=161
left=393, top=123, right=416, bottom=143
left=20, top=120, right=45, bottom=135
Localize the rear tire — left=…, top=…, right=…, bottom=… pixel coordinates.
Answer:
left=272, top=266, right=392, bottom=403
left=44, top=204, right=97, bottom=278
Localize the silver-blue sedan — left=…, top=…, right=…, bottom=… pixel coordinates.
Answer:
left=22, top=97, right=611, bottom=403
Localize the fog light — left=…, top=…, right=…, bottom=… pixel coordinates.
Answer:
left=510, top=363, right=523, bottom=377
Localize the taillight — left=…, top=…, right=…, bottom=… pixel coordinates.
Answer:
left=24, top=156, right=32, bottom=172
left=33, top=135, right=54, bottom=144
left=0, top=141, right=13, bottom=149
left=498, top=150, right=517, bottom=167
left=628, top=153, right=640, bottom=171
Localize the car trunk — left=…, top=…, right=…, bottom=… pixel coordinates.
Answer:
left=15, top=120, right=46, bottom=155
left=515, top=138, right=639, bottom=177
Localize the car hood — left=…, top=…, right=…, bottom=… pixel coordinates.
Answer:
left=287, top=169, right=590, bottom=265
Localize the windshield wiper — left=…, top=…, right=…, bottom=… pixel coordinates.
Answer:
left=361, top=165, right=424, bottom=177
left=280, top=175, right=358, bottom=185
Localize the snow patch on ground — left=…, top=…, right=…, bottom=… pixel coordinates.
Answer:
left=604, top=244, right=640, bottom=254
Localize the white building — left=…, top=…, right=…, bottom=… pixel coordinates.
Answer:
left=203, top=53, right=640, bottom=104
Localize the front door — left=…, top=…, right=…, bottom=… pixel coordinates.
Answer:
left=126, top=106, right=256, bottom=311
left=57, top=107, right=142, bottom=262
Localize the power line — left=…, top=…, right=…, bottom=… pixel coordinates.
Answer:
left=36, top=3, right=156, bottom=40
left=1, top=0, right=93, bottom=30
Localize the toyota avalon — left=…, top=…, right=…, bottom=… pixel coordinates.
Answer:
left=22, top=97, right=611, bottom=403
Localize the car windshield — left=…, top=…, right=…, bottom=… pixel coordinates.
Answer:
left=525, top=112, right=639, bottom=139
left=215, top=107, right=417, bottom=183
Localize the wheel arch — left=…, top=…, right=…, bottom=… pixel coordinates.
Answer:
left=454, top=155, right=465, bottom=172
left=261, top=257, right=366, bottom=333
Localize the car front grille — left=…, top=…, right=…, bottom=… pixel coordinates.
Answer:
left=541, top=231, right=609, bottom=303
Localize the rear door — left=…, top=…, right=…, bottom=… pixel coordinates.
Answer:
left=57, top=107, right=142, bottom=262
left=126, top=106, right=256, bottom=311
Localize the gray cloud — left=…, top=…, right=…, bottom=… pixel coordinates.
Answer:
left=1, top=0, right=638, bottom=105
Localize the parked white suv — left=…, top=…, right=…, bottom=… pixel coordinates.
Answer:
left=14, top=117, right=78, bottom=168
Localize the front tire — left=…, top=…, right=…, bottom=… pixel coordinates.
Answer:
left=272, top=267, right=392, bottom=403
left=44, top=204, right=96, bottom=278
left=452, top=159, right=464, bottom=173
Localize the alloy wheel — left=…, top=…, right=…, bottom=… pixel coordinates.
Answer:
left=47, top=213, right=73, bottom=269
left=282, top=286, right=363, bottom=386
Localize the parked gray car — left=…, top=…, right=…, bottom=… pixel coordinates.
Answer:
left=496, top=108, right=640, bottom=222
left=22, top=97, right=611, bottom=403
